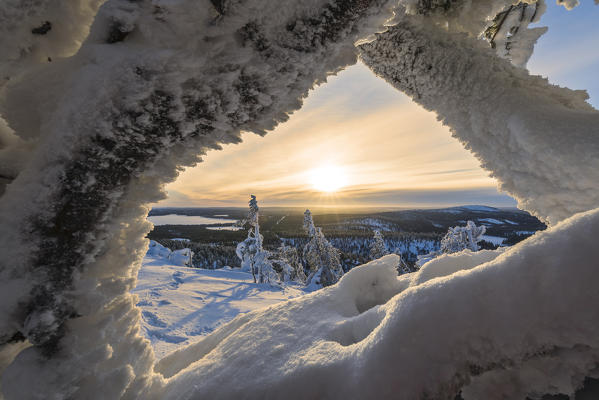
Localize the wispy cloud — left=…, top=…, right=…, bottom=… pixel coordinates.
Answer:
left=156, top=63, right=506, bottom=208
left=156, top=2, right=598, bottom=210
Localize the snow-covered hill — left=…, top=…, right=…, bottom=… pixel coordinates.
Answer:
left=133, top=250, right=307, bottom=358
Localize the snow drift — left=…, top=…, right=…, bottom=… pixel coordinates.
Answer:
left=0, top=0, right=597, bottom=399
left=153, top=217, right=599, bottom=399
left=134, top=250, right=306, bottom=359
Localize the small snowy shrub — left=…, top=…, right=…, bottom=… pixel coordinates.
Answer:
left=417, top=221, right=486, bottom=268
left=440, top=220, right=486, bottom=253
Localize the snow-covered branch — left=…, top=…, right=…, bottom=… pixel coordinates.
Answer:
left=360, top=14, right=599, bottom=224
left=0, top=0, right=395, bottom=397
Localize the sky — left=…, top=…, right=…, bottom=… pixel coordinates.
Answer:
left=155, top=2, right=599, bottom=209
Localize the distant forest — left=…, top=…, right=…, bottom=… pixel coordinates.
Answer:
left=148, top=206, right=545, bottom=271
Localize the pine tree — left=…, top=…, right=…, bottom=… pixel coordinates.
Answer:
left=236, top=195, right=276, bottom=284
left=369, top=230, right=388, bottom=260
left=303, top=210, right=343, bottom=287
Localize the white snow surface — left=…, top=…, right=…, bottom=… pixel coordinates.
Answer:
left=151, top=209, right=599, bottom=399
left=133, top=255, right=306, bottom=359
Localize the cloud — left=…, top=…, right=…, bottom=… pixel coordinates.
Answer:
left=155, top=63, right=510, bottom=208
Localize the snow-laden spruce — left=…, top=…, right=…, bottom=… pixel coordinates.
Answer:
left=0, top=0, right=598, bottom=399
left=236, top=195, right=276, bottom=284
left=271, top=244, right=307, bottom=284
left=303, top=209, right=344, bottom=288
left=369, top=230, right=388, bottom=260
left=0, top=0, right=397, bottom=397
left=441, top=221, right=486, bottom=253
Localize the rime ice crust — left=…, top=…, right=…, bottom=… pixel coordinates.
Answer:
left=359, top=15, right=599, bottom=225
left=0, top=0, right=395, bottom=397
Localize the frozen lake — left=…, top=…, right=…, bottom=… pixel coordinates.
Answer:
left=148, top=214, right=237, bottom=226
left=206, top=226, right=242, bottom=231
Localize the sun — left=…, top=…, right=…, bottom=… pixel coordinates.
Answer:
left=309, top=165, right=349, bottom=193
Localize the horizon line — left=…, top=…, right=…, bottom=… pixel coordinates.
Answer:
left=151, top=203, right=519, bottom=210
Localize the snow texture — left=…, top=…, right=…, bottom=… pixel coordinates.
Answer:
left=0, top=0, right=397, bottom=396
left=153, top=212, right=599, bottom=399
left=483, top=1, right=547, bottom=67
left=133, top=252, right=305, bottom=359
left=1, top=0, right=598, bottom=399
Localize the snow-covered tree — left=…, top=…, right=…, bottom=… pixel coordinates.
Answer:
left=272, top=244, right=306, bottom=283
left=369, top=230, right=388, bottom=260
left=303, top=209, right=317, bottom=237
left=370, top=230, right=411, bottom=275
left=416, top=221, right=486, bottom=268
left=440, top=221, right=486, bottom=253
left=248, top=195, right=259, bottom=228
left=303, top=210, right=343, bottom=287
left=169, top=248, right=194, bottom=267
left=252, top=250, right=278, bottom=285
left=236, top=195, right=276, bottom=284
left=396, top=254, right=411, bottom=275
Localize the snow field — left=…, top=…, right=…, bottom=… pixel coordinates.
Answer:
left=133, top=253, right=306, bottom=359
left=153, top=208, right=599, bottom=399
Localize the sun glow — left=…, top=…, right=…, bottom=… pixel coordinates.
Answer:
left=309, top=165, right=349, bottom=193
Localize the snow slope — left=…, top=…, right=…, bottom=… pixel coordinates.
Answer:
left=153, top=210, right=599, bottom=399
left=133, top=254, right=306, bottom=359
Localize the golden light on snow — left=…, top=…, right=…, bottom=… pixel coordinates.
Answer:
left=309, top=165, right=349, bottom=193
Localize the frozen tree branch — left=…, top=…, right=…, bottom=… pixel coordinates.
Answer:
left=359, top=14, right=599, bottom=224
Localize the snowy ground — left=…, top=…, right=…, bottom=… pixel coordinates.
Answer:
left=133, top=255, right=307, bottom=358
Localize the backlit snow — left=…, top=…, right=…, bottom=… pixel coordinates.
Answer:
left=133, top=252, right=306, bottom=359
